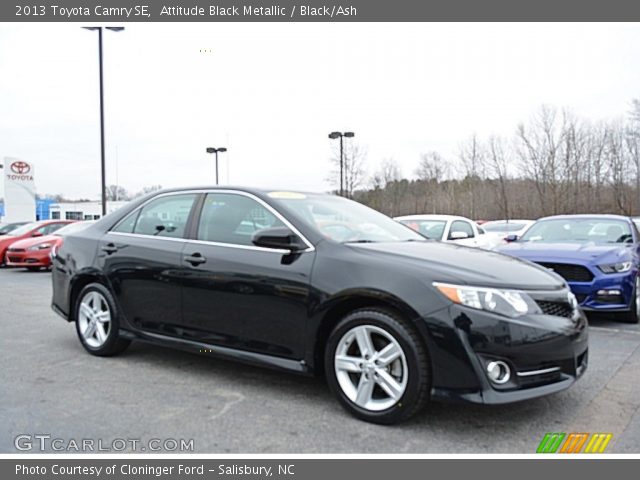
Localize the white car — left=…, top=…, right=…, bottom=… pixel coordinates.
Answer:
left=394, top=214, right=499, bottom=249
left=481, top=219, right=534, bottom=244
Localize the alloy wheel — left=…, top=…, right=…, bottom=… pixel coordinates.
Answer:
left=78, top=291, right=111, bottom=348
left=334, top=324, right=408, bottom=411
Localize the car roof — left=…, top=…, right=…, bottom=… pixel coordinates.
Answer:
left=150, top=186, right=320, bottom=197
left=537, top=214, right=632, bottom=222
left=394, top=214, right=471, bottom=222
left=483, top=219, right=533, bottom=224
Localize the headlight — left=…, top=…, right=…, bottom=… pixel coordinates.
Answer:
left=598, top=261, right=632, bottom=274
left=28, top=243, right=52, bottom=251
left=434, top=282, right=539, bottom=318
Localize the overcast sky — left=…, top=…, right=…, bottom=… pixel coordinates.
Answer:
left=1, top=23, right=640, bottom=200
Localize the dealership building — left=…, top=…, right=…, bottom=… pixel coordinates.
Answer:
left=1, top=157, right=128, bottom=223
left=49, top=201, right=128, bottom=220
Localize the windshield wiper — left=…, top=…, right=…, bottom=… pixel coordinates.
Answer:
left=343, top=239, right=378, bottom=244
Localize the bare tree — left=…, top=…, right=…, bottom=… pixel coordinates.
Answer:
left=133, top=185, right=163, bottom=199
left=105, top=185, right=130, bottom=202
left=458, top=134, right=485, bottom=219
left=487, top=136, right=511, bottom=219
left=327, top=142, right=367, bottom=198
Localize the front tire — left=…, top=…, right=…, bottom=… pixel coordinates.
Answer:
left=75, top=283, right=131, bottom=356
left=620, top=276, right=640, bottom=324
left=324, top=308, right=431, bottom=424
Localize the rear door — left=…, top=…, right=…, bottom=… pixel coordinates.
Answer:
left=179, top=191, right=315, bottom=359
left=98, top=193, right=199, bottom=334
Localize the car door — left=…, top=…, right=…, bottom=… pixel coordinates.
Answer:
left=180, top=191, right=315, bottom=359
left=447, top=220, right=477, bottom=247
left=98, top=193, right=199, bottom=334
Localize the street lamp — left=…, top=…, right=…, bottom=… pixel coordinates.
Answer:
left=206, top=147, right=227, bottom=185
left=328, top=131, right=355, bottom=196
left=83, top=26, right=124, bottom=217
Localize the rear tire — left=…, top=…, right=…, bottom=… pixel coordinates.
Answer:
left=620, top=276, right=640, bottom=324
left=324, top=308, right=431, bottom=424
left=74, top=283, right=131, bottom=356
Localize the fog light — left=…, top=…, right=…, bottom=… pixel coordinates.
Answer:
left=486, top=360, right=511, bottom=384
left=597, top=289, right=621, bottom=296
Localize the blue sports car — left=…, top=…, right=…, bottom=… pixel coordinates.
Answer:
left=497, top=215, right=640, bottom=323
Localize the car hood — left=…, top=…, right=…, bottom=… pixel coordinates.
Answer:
left=0, top=235, right=26, bottom=249
left=497, top=241, right=633, bottom=265
left=347, top=241, right=565, bottom=290
left=7, top=234, right=60, bottom=249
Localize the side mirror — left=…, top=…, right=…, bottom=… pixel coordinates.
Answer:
left=505, top=234, right=518, bottom=243
left=449, top=231, right=469, bottom=240
left=252, top=227, right=306, bottom=252
left=31, top=231, right=43, bottom=237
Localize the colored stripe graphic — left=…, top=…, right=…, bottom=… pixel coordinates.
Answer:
left=584, top=433, right=613, bottom=453
left=560, top=433, right=589, bottom=453
left=537, top=433, right=565, bottom=453
left=537, top=433, right=613, bottom=453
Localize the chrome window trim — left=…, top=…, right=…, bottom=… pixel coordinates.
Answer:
left=108, top=189, right=315, bottom=253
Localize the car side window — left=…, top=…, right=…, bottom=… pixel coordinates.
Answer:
left=112, top=210, right=139, bottom=234
left=197, top=193, right=284, bottom=246
left=449, top=220, right=475, bottom=239
left=125, top=194, right=197, bottom=238
left=45, top=223, right=66, bottom=235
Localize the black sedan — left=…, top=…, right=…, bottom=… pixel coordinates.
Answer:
left=51, top=187, right=588, bottom=424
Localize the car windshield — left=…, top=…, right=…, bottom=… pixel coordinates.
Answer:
left=269, top=192, right=424, bottom=243
left=53, top=222, right=92, bottom=236
left=519, top=218, right=633, bottom=244
left=484, top=222, right=526, bottom=233
left=398, top=219, right=446, bottom=240
left=0, top=223, right=26, bottom=234
left=5, top=222, right=39, bottom=236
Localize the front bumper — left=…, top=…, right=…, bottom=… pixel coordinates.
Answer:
left=5, top=249, right=52, bottom=268
left=424, top=295, right=588, bottom=405
left=568, top=271, right=636, bottom=312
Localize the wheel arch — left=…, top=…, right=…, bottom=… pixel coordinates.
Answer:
left=67, top=271, right=111, bottom=322
left=310, top=290, right=431, bottom=375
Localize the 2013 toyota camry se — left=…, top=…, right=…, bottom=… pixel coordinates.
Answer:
left=51, top=187, right=588, bottom=424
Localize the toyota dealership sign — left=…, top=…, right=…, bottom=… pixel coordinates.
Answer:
left=3, top=157, right=36, bottom=222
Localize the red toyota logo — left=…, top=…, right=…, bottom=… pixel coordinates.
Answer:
left=10, top=161, right=30, bottom=174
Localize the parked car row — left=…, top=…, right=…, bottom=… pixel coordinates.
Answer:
left=0, top=220, right=92, bottom=270
left=49, top=187, right=589, bottom=425
left=394, top=214, right=501, bottom=250
left=394, top=212, right=640, bottom=324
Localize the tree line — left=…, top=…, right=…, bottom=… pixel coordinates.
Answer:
left=343, top=100, right=640, bottom=220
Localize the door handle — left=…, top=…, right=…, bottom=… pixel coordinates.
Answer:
left=101, top=243, right=118, bottom=254
left=184, top=252, right=206, bottom=266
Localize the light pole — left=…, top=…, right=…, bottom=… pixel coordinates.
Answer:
left=83, top=26, right=124, bottom=217
left=328, top=131, right=355, bottom=196
left=206, top=147, right=227, bottom=185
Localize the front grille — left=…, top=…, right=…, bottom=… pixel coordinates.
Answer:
left=7, top=248, right=25, bottom=252
left=536, top=300, right=574, bottom=318
left=7, top=256, right=22, bottom=263
left=536, top=262, right=594, bottom=282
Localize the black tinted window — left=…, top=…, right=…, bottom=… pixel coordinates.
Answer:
left=129, top=194, right=196, bottom=238
left=449, top=220, right=474, bottom=239
left=197, top=193, right=284, bottom=246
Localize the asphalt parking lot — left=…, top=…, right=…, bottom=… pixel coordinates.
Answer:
left=1, top=268, right=639, bottom=454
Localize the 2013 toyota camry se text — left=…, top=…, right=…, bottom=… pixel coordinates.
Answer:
left=50, top=187, right=588, bottom=424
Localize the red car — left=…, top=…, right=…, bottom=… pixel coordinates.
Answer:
left=0, top=220, right=74, bottom=270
